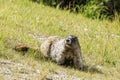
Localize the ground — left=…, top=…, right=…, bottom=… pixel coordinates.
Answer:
left=0, top=59, right=40, bottom=80
left=0, top=59, right=84, bottom=80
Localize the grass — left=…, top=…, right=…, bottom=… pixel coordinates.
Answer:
left=0, top=0, right=120, bottom=79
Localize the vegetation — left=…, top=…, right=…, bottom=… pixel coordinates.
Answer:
left=32, top=0, right=120, bottom=19
left=0, top=0, right=120, bottom=79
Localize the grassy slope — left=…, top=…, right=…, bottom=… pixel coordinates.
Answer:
left=0, top=0, right=120, bottom=79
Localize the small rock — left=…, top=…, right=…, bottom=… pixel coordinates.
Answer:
left=36, top=69, right=40, bottom=74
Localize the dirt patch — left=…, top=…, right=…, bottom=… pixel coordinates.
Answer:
left=45, top=70, right=82, bottom=80
left=0, top=59, right=40, bottom=80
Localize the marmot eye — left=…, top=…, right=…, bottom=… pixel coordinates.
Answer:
left=66, top=39, right=70, bottom=42
left=66, top=39, right=71, bottom=44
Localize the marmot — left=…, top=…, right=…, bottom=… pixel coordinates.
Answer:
left=40, top=35, right=84, bottom=69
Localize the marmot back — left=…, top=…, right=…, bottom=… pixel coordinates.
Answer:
left=40, top=36, right=62, bottom=58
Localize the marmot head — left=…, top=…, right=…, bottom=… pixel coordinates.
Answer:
left=65, top=35, right=78, bottom=49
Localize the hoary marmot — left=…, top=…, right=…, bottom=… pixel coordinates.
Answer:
left=40, top=35, right=84, bottom=69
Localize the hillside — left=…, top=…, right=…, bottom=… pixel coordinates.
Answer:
left=0, top=0, right=120, bottom=80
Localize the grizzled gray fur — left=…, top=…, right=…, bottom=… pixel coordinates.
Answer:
left=40, top=35, right=84, bottom=69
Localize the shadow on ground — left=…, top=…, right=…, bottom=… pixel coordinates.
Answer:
left=61, top=60, right=103, bottom=74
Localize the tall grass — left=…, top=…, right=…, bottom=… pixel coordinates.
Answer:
left=32, top=0, right=120, bottom=19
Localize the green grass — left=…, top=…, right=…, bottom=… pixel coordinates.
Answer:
left=0, top=0, right=120, bottom=79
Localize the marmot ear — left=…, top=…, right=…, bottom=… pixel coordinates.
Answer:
left=74, top=36, right=77, bottom=39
